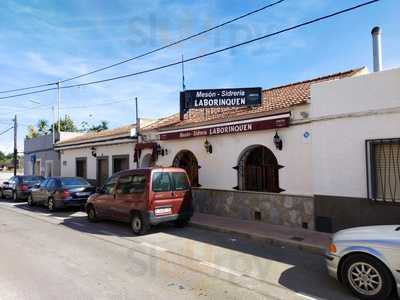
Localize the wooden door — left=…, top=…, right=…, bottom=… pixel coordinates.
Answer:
left=97, top=158, right=109, bottom=187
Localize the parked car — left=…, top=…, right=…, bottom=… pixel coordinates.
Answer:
left=85, top=167, right=193, bottom=235
left=28, top=177, right=95, bottom=211
left=0, top=175, right=44, bottom=201
left=326, top=225, right=400, bottom=300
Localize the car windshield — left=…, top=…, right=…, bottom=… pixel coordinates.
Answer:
left=61, top=178, right=90, bottom=187
left=22, top=176, right=43, bottom=184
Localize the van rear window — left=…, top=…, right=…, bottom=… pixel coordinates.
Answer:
left=152, top=172, right=172, bottom=192
left=171, top=172, right=190, bottom=190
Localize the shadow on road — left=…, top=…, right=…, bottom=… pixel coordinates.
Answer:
left=12, top=202, right=84, bottom=218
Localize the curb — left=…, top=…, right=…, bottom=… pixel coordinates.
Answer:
left=190, top=221, right=326, bottom=256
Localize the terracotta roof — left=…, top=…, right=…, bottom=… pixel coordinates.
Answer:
left=141, top=114, right=181, bottom=131
left=56, top=67, right=367, bottom=144
left=142, top=67, right=367, bottom=132
left=56, top=123, right=135, bottom=146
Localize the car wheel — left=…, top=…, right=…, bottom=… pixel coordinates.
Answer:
left=48, top=198, right=56, bottom=212
left=86, top=205, right=98, bottom=222
left=12, top=191, right=18, bottom=202
left=0, top=190, right=4, bottom=199
left=131, top=213, right=149, bottom=235
left=27, top=194, right=35, bottom=206
left=174, top=218, right=190, bottom=228
left=341, top=254, right=393, bottom=300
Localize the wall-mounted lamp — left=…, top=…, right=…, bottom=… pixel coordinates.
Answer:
left=156, top=144, right=168, bottom=156
left=273, top=132, right=283, bottom=151
left=91, top=147, right=97, bottom=157
left=204, top=139, right=213, bottom=154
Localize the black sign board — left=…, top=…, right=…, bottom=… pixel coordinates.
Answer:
left=180, top=87, right=262, bottom=120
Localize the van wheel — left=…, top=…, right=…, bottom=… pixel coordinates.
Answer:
left=341, top=254, right=393, bottom=300
left=12, top=191, right=18, bottom=202
left=174, top=218, right=190, bottom=228
left=86, top=205, right=98, bottom=222
left=131, top=213, right=149, bottom=235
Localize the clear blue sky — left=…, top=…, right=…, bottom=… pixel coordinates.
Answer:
left=0, top=0, right=399, bottom=153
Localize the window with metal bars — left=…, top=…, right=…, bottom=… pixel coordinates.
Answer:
left=366, top=138, right=400, bottom=204
left=234, top=145, right=284, bottom=193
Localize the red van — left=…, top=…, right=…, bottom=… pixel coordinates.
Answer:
left=85, top=167, right=193, bottom=234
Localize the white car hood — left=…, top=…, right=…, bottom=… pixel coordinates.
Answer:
left=334, top=225, right=400, bottom=243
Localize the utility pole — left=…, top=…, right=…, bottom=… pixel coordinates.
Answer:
left=135, top=97, right=139, bottom=139
left=57, top=81, right=61, bottom=137
left=52, top=106, right=55, bottom=144
left=135, top=97, right=139, bottom=168
left=13, top=115, right=17, bottom=176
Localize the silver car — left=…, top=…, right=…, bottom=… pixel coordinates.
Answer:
left=326, top=225, right=400, bottom=299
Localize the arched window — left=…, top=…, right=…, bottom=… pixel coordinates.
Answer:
left=172, top=150, right=200, bottom=187
left=141, top=153, right=154, bottom=168
left=236, top=145, right=283, bottom=193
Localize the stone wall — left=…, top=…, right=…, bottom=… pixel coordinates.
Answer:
left=192, top=188, right=315, bottom=230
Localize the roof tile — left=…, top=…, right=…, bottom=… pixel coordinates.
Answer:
left=143, top=67, right=367, bottom=131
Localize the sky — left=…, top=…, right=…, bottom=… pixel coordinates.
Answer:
left=0, top=0, right=399, bottom=154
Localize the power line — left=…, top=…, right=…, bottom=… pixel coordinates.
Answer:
left=0, top=82, right=57, bottom=95
left=59, top=0, right=286, bottom=84
left=5, top=98, right=132, bottom=116
left=0, top=126, right=13, bottom=136
left=0, top=0, right=285, bottom=94
left=0, top=0, right=381, bottom=101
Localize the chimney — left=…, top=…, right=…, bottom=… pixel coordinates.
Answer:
left=371, top=26, right=382, bottom=72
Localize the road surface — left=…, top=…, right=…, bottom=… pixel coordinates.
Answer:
left=0, top=199, right=361, bottom=300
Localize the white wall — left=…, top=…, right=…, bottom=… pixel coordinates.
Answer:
left=312, top=68, right=400, bottom=118
left=60, top=142, right=135, bottom=180
left=154, top=122, right=313, bottom=196
left=311, top=68, right=400, bottom=197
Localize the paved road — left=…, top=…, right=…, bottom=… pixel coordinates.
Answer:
left=0, top=199, right=361, bottom=300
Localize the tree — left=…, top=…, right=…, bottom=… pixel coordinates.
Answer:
left=89, top=120, right=109, bottom=132
left=37, top=119, right=49, bottom=135
left=26, top=125, right=39, bottom=139
left=80, top=121, right=90, bottom=132
left=0, top=151, right=6, bottom=162
left=26, top=116, right=109, bottom=138
left=0, top=151, right=15, bottom=165
left=52, top=115, right=78, bottom=132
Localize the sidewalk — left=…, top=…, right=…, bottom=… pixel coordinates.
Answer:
left=190, top=213, right=331, bottom=255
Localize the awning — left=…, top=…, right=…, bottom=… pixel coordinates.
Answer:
left=159, top=113, right=290, bottom=141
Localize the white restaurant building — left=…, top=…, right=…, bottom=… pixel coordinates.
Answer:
left=57, top=66, right=400, bottom=233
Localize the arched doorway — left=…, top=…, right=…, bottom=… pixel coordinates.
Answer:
left=141, top=153, right=154, bottom=168
left=173, top=150, right=199, bottom=187
left=237, top=145, right=283, bottom=192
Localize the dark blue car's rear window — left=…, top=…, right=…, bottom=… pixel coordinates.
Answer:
left=61, top=178, right=90, bottom=187
left=22, top=176, right=43, bottom=184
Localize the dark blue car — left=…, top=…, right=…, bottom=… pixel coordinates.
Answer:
left=28, top=177, right=95, bottom=211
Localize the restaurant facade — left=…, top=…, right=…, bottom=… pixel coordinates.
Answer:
left=56, top=66, right=400, bottom=233
left=137, top=67, right=371, bottom=231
